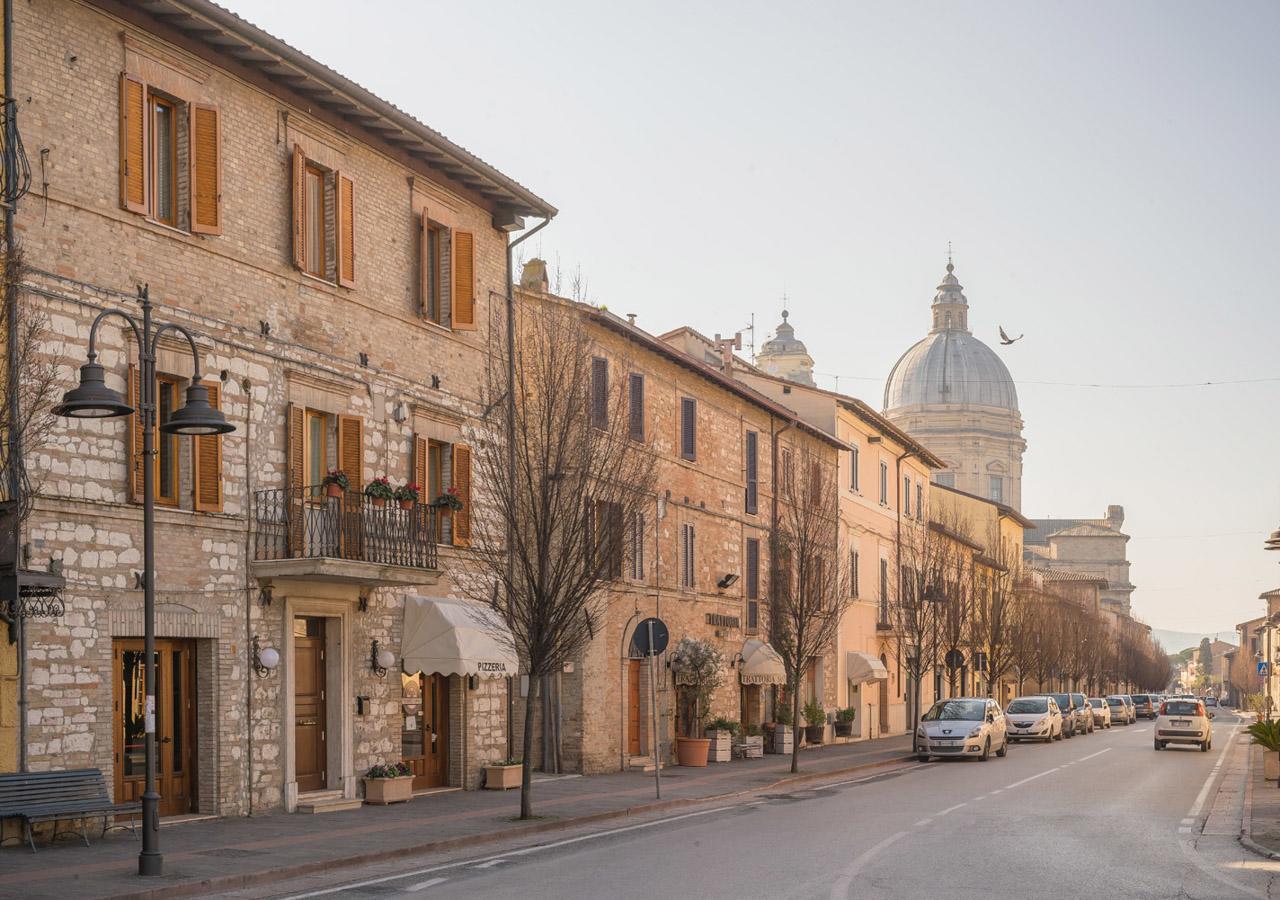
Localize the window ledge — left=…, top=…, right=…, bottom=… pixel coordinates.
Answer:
left=421, top=317, right=455, bottom=335
left=299, top=270, right=342, bottom=290
left=144, top=218, right=194, bottom=239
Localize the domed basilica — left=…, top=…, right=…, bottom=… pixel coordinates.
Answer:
left=882, top=262, right=1025, bottom=510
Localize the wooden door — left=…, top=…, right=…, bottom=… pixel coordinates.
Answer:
left=113, top=639, right=196, bottom=816
left=294, top=617, right=327, bottom=793
left=627, top=660, right=642, bottom=757
left=402, top=671, right=449, bottom=789
left=878, top=654, right=891, bottom=734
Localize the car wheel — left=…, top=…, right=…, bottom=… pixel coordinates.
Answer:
left=997, top=737, right=1008, bottom=758
left=1201, top=741, right=1209, bottom=753
left=1154, top=740, right=1162, bottom=750
left=917, top=755, right=929, bottom=762
left=980, top=738, right=990, bottom=761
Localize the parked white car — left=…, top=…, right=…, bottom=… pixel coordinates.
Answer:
left=1005, top=696, right=1063, bottom=743
left=1105, top=695, right=1134, bottom=725
left=1087, top=697, right=1112, bottom=729
left=1154, top=698, right=1214, bottom=752
left=916, top=698, right=1009, bottom=761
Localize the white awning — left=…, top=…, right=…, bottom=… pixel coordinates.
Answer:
left=401, top=596, right=518, bottom=679
left=846, top=651, right=889, bottom=684
left=739, top=639, right=786, bottom=685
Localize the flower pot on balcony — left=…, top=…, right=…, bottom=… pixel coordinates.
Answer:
left=370, top=497, right=386, bottom=508
left=804, top=724, right=826, bottom=745
left=1266, top=750, right=1280, bottom=781
left=325, top=483, right=344, bottom=499
left=399, top=499, right=414, bottom=510
left=363, top=775, right=413, bottom=805
left=676, top=737, right=710, bottom=767
left=484, top=763, right=522, bottom=790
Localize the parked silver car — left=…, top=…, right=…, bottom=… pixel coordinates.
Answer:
left=1069, top=692, right=1094, bottom=733
left=1105, top=694, right=1135, bottom=724
left=915, top=698, right=1009, bottom=761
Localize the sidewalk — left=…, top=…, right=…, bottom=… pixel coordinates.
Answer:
left=1243, top=734, right=1280, bottom=858
left=0, top=734, right=914, bottom=899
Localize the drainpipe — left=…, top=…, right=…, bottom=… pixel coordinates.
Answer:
left=894, top=449, right=915, bottom=729
left=4, top=0, right=26, bottom=773
left=768, top=414, right=789, bottom=719
left=241, top=380, right=254, bottom=814
left=502, top=214, right=551, bottom=763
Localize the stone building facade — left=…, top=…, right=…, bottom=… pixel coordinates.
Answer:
left=513, top=278, right=844, bottom=774
left=9, top=0, right=553, bottom=815
left=1024, top=506, right=1135, bottom=616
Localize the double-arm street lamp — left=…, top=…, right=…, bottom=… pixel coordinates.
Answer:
left=54, top=285, right=233, bottom=877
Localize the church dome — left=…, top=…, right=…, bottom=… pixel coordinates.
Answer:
left=759, top=310, right=808, bottom=356
left=883, top=263, right=1019, bottom=413
left=757, top=309, right=815, bottom=386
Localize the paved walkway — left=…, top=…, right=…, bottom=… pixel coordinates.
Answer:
left=0, top=734, right=913, bottom=899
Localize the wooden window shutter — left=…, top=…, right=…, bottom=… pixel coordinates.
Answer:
left=628, top=374, right=644, bottom=441
left=452, top=445, right=472, bottom=547
left=413, top=434, right=428, bottom=489
left=337, top=172, right=356, bottom=287
left=286, top=403, right=305, bottom=489
left=418, top=210, right=430, bottom=317
left=746, top=537, right=759, bottom=600
left=127, top=364, right=145, bottom=501
left=337, top=414, right=363, bottom=485
left=745, top=430, right=758, bottom=514
left=290, top=144, right=306, bottom=270
left=189, top=103, right=222, bottom=234
left=590, top=357, right=608, bottom=428
left=119, top=74, right=148, bottom=214
left=680, top=397, right=696, bottom=461
left=452, top=230, right=475, bottom=329
left=192, top=381, right=223, bottom=511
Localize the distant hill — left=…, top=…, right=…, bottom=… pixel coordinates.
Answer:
left=1151, top=628, right=1237, bottom=653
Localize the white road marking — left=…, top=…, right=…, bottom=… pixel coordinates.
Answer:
left=1005, top=768, right=1059, bottom=789
left=829, top=830, right=908, bottom=898
left=472, top=859, right=507, bottom=869
left=822, top=763, right=926, bottom=789
left=913, top=818, right=933, bottom=827
left=1076, top=748, right=1112, bottom=762
left=404, top=877, right=448, bottom=892
left=276, top=804, right=745, bottom=898
left=937, top=802, right=967, bottom=816
left=988, top=789, right=1004, bottom=795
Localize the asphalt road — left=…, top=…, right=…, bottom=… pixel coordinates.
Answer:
left=253, top=710, right=1279, bottom=899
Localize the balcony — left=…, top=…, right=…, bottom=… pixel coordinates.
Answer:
left=252, top=487, right=439, bottom=587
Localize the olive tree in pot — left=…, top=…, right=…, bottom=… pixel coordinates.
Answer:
left=671, top=637, right=724, bottom=766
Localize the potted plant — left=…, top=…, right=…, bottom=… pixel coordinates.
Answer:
left=364, top=476, right=394, bottom=508
left=670, top=637, right=724, bottom=767
left=483, top=757, right=522, bottom=790
left=433, top=485, right=464, bottom=513
left=363, top=761, right=413, bottom=804
left=802, top=699, right=826, bottom=745
left=394, top=482, right=420, bottom=510
left=834, top=706, right=856, bottom=738
left=1248, top=719, right=1280, bottom=780
left=706, top=717, right=739, bottom=763
left=737, top=723, right=765, bottom=759
left=768, top=701, right=794, bottom=754
left=322, top=469, right=349, bottom=499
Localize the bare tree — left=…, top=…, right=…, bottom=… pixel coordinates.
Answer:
left=888, top=516, right=948, bottom=747
left=971, top=528, right=1025, bottom=698
left=465, top=298, right=656, bottom=819
left=770, top=444, right=847, bottom=775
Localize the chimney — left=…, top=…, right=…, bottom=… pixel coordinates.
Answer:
left=520, top=258, right=549, bottom=293
left=1105, top=505, right=1124, bottom=528
left=713, top=332, right=743, bottom=373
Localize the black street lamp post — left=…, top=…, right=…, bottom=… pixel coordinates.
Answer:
left=54, top=285, right=233, bottom=877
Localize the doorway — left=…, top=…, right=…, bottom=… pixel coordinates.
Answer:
left=294, top=616, right=328, bottom=793
left=113, top=639, right=197, bottom=816
left=627, top=659, right=642, bottom=757
left=878, top=654, right=890, bottom=734
left=401, top=671, right=450, bottom=789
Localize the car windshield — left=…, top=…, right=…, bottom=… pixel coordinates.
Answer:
left=923, top=700, right=986, bottom=721
left=1007, top=698, right=1047, bottom=714
left=1163, top=701, right=1202, bottom=717
left=1047, top=693, right=1071, bottom=709
left=1089, top=698, right=1104, bottom=708
left=1132, top=695, right=1150, bottom=703
left=1106, top=697, right=1123, bottom=706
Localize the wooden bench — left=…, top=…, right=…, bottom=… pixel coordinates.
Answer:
left=0, top=769, right=140, bottom=852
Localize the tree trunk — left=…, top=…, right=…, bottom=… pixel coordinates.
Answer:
left=519, top=680, right=537, bottom=819
left=790, top=687, right=802, bottom=774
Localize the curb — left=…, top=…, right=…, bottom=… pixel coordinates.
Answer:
left=1239, top=739, right=1280, bottom=861
left=103, top=751, right=917, bottom=899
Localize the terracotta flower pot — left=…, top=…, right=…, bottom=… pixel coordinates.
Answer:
left=399, top=499, right=414, bottom=510
left=325, top=483, right=344, bottom=499
left=370, top=496, right=386, bottom=508
left=1266, top=750, right=1280, bottom=781
left=676, top=737, right=711, bottom=767
left=364, top=775, right=413, bottom=804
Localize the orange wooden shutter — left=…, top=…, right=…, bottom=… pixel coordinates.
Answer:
left=337, top=172, right=355, bottom=287
left=413, top=434, right=428, bottom=488
left=128, top=364, right=145, bottom=501
left=119, top=74, right=148, bottom=214
left=189, top=103, right=222, bottom=235
left=192, top=382, right=223, bottom=511
left=337, top=414, right=363, bottom=485
left=286, top=403, right=304, bottom=489
left=418, top=210, right=430, bottom=317
left=452, top=230, right=475, bottom=329
left=452, top=444, right=471, bottom=547
left=291, top=144, right=306, bottom=270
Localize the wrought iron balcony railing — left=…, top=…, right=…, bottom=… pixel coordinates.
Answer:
left=253, top=487, right=437, bottom=570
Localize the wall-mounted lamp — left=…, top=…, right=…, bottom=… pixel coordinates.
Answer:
left=252, top=635, right=279, bottom=677
left=258, top=586, right=273, bottom=607
left=717, top=573, right=739, bottom=590
left=467, top=674, right=479, bottom=691
left=728, top=652, right=746, bottom=669
left=371, top=639, right=395, bottom=678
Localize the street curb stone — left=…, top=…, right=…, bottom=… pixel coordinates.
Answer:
left=101, top=753, right=917, bottom=899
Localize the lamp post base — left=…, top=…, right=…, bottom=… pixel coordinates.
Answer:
left=138, top=849, right=163, bottom=877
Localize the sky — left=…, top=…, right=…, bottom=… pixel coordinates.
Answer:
left=222, top=0, right=1280, bottom=636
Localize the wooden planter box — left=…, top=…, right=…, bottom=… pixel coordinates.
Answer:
left=364, top=775, right=413, bottom=805
left=767, top=728, right=794, bottom=754
left=735, top=735, right=765, bottom=759
left=705, top=729, right=733, bottom=763
left=484, top=764, right=522, bottom=790
left=1266, top=750, right=1280, bottom=781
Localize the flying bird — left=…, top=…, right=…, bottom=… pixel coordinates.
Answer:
left=998, top=326, right=1023, bottom=346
